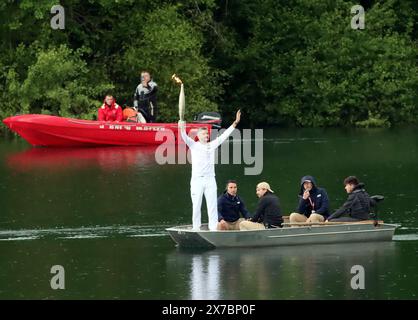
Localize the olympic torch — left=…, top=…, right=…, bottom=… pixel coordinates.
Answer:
left=172, top=74, right=184, bottom=121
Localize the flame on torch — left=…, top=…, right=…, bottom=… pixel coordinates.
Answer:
left=171, top=74, right=183, bottom=85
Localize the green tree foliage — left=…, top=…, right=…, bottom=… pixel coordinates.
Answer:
left=21, top=45, right=112, bottom=117
left=119, top=4, right=218, bottom=121
left=210, top=0, right=418, bottom=127
left=0, top=0, right=417, bottom=127
left=0, top=0, right=217, bottom=124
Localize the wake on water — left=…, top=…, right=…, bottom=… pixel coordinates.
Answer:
left=0, top=225, right=169, bottom=241
left=1, top=224, right=417, bottom=242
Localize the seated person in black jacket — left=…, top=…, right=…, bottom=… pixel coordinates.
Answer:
left=327, top=176, right=375, bottom=222
left=217, top=180, right=251, bottom=230
left=289, top=175, right=330, bottom=225
left=239, top=182, right=283, bottom=230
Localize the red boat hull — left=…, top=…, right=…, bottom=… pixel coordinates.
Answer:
left=3, top=114, right=210, bottom=147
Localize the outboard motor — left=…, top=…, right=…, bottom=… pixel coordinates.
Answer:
left=370, top=195, right=384, bottom=226
left=193, top=112, right=222, bottom=129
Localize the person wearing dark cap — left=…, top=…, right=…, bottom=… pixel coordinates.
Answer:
left=289, top=175, right=330, bottom=224
left=217, top=180, right=251, bottom=230
left=327, top=176, right=375, bottom=222
left=239, top=182, right=283, bottom=230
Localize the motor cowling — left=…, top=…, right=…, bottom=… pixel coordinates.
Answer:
left=193, top=112, right=222, bottom=129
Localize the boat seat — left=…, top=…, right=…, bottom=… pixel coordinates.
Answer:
left=283, top=220, right=385, bottom=227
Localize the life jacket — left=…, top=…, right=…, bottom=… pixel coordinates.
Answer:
left=122, top=107, right=147, bottom=123
left=123, top=107, right=137, bottom=121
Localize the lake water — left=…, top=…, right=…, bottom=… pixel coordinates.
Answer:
left=0, top=127, right=417, bottom=299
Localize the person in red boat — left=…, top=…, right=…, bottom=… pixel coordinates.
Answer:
left=98, top=95, right=123, bottom=122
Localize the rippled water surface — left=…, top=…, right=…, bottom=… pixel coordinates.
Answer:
left=0, top=127, right=417, bottom=299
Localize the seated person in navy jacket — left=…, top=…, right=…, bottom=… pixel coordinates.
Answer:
left=289, top=175, right=330, bottom=224
left=217, top=180, right=251, bottom=230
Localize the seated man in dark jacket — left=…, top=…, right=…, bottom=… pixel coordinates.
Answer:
left=289, top=175, right=330, bottom=224
left=327, top=176, right=375, bottom=222
left=239, top=182, right=283, bottom=230
left=217, top=180, right=251, bottom=230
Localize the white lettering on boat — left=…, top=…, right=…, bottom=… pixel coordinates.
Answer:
left=136, top=126, right=165, bottom=131
left=98, top=124, right=165, bottom=131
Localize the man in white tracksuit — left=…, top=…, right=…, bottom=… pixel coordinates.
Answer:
left=179, top=110, right=241, bottom=231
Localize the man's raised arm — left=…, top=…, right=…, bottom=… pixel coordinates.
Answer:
left=211, top=109, right=241, bottom=149
left=178, top=120, right=195, bottom=147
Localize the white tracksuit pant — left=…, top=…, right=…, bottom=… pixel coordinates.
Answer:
left=190, top=176, right=218, bottom=231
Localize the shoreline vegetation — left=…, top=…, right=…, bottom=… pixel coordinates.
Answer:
left=1, top=0, right=417, bottom=130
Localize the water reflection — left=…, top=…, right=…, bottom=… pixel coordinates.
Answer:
left=190, top=255, right=221, bottom=300
left=6, top=146, right=158, bottom=171
left=167, top=242, right=398, bottom=299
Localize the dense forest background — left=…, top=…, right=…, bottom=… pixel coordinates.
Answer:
left=0, top=0, right=417, bottom=127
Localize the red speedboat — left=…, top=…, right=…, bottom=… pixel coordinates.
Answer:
left=3, top=114, right=217, bottom=147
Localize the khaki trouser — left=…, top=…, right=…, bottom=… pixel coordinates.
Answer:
left=289, top=212, right=325, bottom=225
left=239, top=220, right=265, bottom=231
left=218, top=218, right=245, bottom=231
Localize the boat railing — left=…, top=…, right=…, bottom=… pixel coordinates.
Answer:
left=282, top=220, right=385, bottom=227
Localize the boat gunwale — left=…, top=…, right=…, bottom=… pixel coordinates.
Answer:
left=6, top=114, right=207, bottom=129
left=166, top=222, right=401, bottom=234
